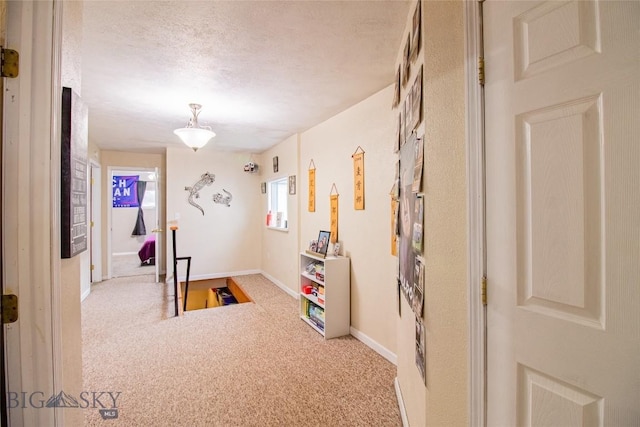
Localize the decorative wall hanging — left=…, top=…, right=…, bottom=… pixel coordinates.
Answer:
left=184, top=172, right=215, bottom=215
left=412, top=135, right=424, bottom=193
left=410, top=1, right=422, bottom=62
left=412, top=256, right=425, bottom=317
left=272, top=156, right=279, bottom=173
left=412, top=195, right=424, bottom=253
left=402, top=33, right=411, bottom=87
left=261, top=182, right=266, bottom=194
left=288, top=175, right=296, bottom=195
left=112, top=175, right=139, bottom=208
left=352, top=146, right=365, bottom=210
left=61, top=86, right=88, bottom=259
left=244, top=162, right=259, bottom=173
left=308, top=159, right=316, bottom=212
left=415, top=315, right=426, bottom=385
left=398, top=134, right=417, bottom=305
left=212, top=189, right=232, bottom=207
left=408, top=65, right=423, bottom=133
left=391, top=197, right=399, bottom=256
left=330, top=184, right=339, bottom=243
left=392, top=65, right=401, bottom=108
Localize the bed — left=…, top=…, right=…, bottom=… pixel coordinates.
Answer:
left=138, top=235, right=156, bottom=266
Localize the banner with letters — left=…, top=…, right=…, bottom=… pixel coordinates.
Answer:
left=112, top=175, right=139, bottom=207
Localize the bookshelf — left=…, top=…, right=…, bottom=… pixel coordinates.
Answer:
left=299, top=252, right=350, bottom=339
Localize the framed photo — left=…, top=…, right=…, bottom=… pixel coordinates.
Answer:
left=261, top=182, right=266, bottom=194
left=316, top=230, right=331, bottom=257
left=288, top=175, right=296, bottom=195
left=402, top=33, right=411, bottom=87
left=408, top=65, right=423, bottom=133
left=273, top=156, right=279, bottom=173
left=410, top=1, right=421, bottom=62
left=392, top=65, right=401, bottom=108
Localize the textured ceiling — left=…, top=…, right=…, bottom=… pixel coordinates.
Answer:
left=81, top=1, right=410, bottom=154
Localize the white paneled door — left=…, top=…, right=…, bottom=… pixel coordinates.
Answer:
left=484, top=0, right=639, bottom=425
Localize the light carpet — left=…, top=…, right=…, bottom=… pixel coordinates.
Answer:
left=82, top=274, right=401, bottom=426
left=111, top=253, right=155, bottom=278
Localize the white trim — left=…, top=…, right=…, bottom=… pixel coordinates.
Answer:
left=349, top=327, right=397, bottom=365
left=4, top=2, right=59, bottom=425
left=464, top=0, right=487, bottom=426
left=50, top=2, right=65, bottom=424
left=394, top=377, right=409, bottom=427
left=112, top=251, right=139, bottom=256
left=260, top=270, right=298, bottom=299
left=81, top=287, right=91, bottom=302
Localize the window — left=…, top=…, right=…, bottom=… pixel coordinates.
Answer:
left=267, top=177, right=288, bottom=230
left=141, top=181, right=156, bottom=209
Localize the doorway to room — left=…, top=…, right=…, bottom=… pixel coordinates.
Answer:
left=108, top=167, right=160, bottom=280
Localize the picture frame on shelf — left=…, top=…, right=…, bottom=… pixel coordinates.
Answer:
left=316, top=230, right=331, bottom=257
left=332, top=242, right=341, bottom=257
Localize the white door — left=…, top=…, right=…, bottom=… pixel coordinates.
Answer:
left=485, top=1, right=639, bottom=425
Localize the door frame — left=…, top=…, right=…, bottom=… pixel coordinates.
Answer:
left=89, top=160, right=102, bottom=288
left=107, top=166, right=159, bottom=280
left=464, top=0, right=486, bottom=426
left=3, top=1, right=64, bottom=425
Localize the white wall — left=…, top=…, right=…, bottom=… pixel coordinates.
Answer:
left=166, top=147, right=262, bottom=280
left=393, top=2, right=469, bottom=426
left=299, top=86, right=398, bottom=357
left=259, top=134, right=300, bottom=295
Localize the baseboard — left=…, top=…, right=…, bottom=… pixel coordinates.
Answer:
left=81, top=287, right=91, bottom=302
left=112, top=251, right=138, bottom=256
left=259, top=271, right=298, bottom=299
left=350, top=326, right=397, bottom=365
left=394, top=377, right=409, bottom=427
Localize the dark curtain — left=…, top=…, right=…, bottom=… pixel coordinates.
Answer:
left=132, top=180, right=147, bottom=235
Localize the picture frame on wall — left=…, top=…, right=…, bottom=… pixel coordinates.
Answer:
left=410, top=1, right=421, bottom=62
left=288, top=175, right=296, bottom=195
left=392, top=65, right=401, bottom=108
left=402, top=33, right=411, bottom=87
left=408, top=65, right=423, bottom=133
left=261, top=182, right=266, bottom=194
left=273, top=156, right=279, bottom=173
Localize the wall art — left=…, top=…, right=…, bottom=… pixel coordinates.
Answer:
left=330, top=184, right=339, bottom=243
left=212, top=189, right=232, bottom=207
left=308, top=159, right=316, bottom=212
left=184, top=172, right=215, bottom=215
left=352, top=146, right=365, bottom=210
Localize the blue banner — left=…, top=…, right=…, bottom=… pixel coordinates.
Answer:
left=112, top=175, right=139, bottom=207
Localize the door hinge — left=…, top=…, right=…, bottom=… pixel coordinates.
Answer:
left=91, top=220, right=94, bottom=227
left=481, top=276, right=487, bottom=306
left=478, top=57, right=485, bottom=86
left=1, top=47, right=19, bottom=78
left=91, top=264, right=95, bottom=271
left=2, top=294, right=19, bottom=324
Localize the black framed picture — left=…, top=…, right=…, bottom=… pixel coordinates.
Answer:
left=273, top=156, right=279, bottom=173
left=316, top=230, right=331, bottom=257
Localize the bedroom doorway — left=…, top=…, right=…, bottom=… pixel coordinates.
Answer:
left=108, top=167, right=160, bottom=280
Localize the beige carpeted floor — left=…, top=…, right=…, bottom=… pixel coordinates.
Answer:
left=111, top=253, right=155, bottom=278
left=82, top=274, right=401, bottom=426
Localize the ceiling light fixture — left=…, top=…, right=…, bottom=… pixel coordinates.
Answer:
left=173, top=103, right=216, bottom=152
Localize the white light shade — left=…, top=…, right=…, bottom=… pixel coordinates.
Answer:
left=173, top=127, right=216, bottom=152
